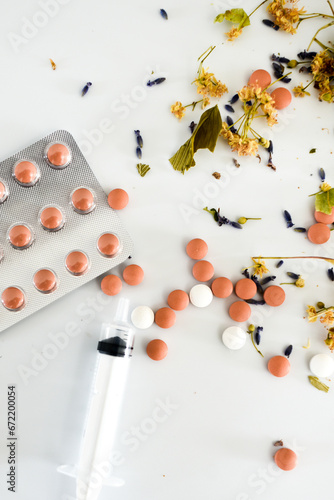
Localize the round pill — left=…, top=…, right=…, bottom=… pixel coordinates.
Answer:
left=97, top=233, right=120, bottom=257
left=0, top=181, right=8, bottom=203
left=40, top=206, right=64, bottom=231
left=46, top=142, right=71, bottom=168
left=131, top=306, right=154, bottom=329
left=8, top=224, right=33, bottom=249
left=263, top=285, right=285, bottom=307
left=13, top=160, right=39, bottom=186
left=235, top=278, right=257, bottom=300
left=71, top=188, right=95, bottom=213
left=1, top=287, right=25, bottom=311
left=101, top=275, right=122, bottom=296
left=123, top=265, right=144, bottom=286
left=222, top=326, right=247, bottom=350
left=186, top=238, right=208, bottom=260
left=248, top=69, right=271, bottom=90
left=189, top=284, right=213, bottom=308
left=274, top=448, right=297, bottom=471
left=314, top=208, right=334, bottom=224
left=33, top=269, right=57, bottom=293
left=167, top=290, right=189, bottom=311
left=309, top=353, right=334, bottom=378
left=107, top=189, right=129, bottom=210
left=155, top=307, right=176, bottom=329
left=308, top=223, right=331, bottom=244
left=211, top=277, right=233, bottom=298
left=270, top=87, right=292, bottom=109
left=146, top=339, right=168, bottom=361
left=229, top=301, right=251, bottom=322
left=192, top=260, right=214, bottom=282
left=65, top=251, right=89, bottom=276
left=268, top=355, right=290, bottom=377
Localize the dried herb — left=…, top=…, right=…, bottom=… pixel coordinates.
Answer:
left=247, top=324, right=264, bottom=357
left=160, top=8, right=168, bottom=20
left=136, top=147, right=142, bottom=159
left=233, top=158, right=240, bottom=168
left=136, top=163, right=150, bottom=177
left=284, top=345, right=293, bottom=358
left=203, top=207, right=242, bottom=228
left=294, top=227, right=307, bottom=233
left=49, top=58, right=56, bottom=70
left=147, top=77, right=166, bottom=86
left=189, top=121, right=197, bottom=133
left=287, top=272, right=300, bottom=279
left=328, top=268, right=334, bottom=281
left=225, top=104, right=235, bottom=113
left=303, top=338, right=311, bottom=349
left=81, top=82, right=92, bottom=97
left=276, top=260, right=284, bottom=268
left=238, top=217, right=262, bottom=224
left=319, top=168, right=326, bottom=181
left=261, top=276, right=276, bottom=285
left=309, top=148, right=317, bottom=153
left=263, top=19, right=279, bottom=30
left=134, top=130, right=143, bottom=148
left=212, top=172, right=221, bottom=179
left=283, top=210, right=294, bottom=228
left=214, top=8, right=251, bottom=28
left=229, top=94, right=239, bottom=104
left=246, top=298, right=265, bottom=305
left=169, top=105, right=222, bottom=174
left=274, top=440, right=284, bottom=447
left=315, top=188, right=334, bottom=214
left=308, top=376, right=329, bottom=393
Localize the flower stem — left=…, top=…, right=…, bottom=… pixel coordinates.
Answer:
left=312, top=306, right=334, bottom=320
left=307, top=21, right=334, bottom=50
left=249, top=330, right=264, bottom=357
left=252, top=256, right=334, bottom=265
left=328, top=0, right=334, bottom=16
left=248, top=0, right=269, bottom=18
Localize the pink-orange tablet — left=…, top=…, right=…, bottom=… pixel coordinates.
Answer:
left=274, top=448, right=297, bottom=471
left=33, top=269, right=58, bottom=293
left=270, top=87, right=292, bottom=110
left=167, top=290, right=189, bottom=310
left=235, top=278, right=257, bottom=300
left=0, top=180, right=8, bottom=203
left=1, top=286, right=26, bottom=311
left=8, top=224, right=33, bottom=249
left=101, top=275, right=122, bottom=296
left=13, top=160, right=40, bottom=186
left=192, top=260, right=214, bottom=282
left=186, top=238, right=208, bottom=260
left=71, top=187, right=95, bottom=214
left=307, top=223, right=331, bottom=244
left=65, top=251, right=89, bottom=276
left=314, top=208, right=334, bottom=224
left=146, top=339, right=168, bottom=360
left=229, top=301, right=251, bottom=322
left=45, top=142, right=71, bottom=168
left=263, top=285, right=285, bottom=307
left=107, top=189, right=129, bottom=210
left=97, top=233, right=120, bottom=258
left=248, top=69, right=271, bottom=90
left=155, top=307, right=176, bottom=328
left=123, top=264, right=144, bottom=286
left=211, top=277, right=233, bottom=298
left=40, top=206, right=64, bottom=231
left=268, top=355, right=290, bottom=377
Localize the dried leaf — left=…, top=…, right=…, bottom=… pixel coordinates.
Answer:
left=315, top=189, right=334, bottom=215
left=308, top=376, right=329, bottom=393
left=214, top=8, right=250, bottom=27
left=136, top=163, right=150, bottom=177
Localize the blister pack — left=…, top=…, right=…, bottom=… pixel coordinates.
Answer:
left=0, top=130, right=133, bottom=332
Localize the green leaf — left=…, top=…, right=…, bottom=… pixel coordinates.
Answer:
left=203, top=207, right=218, bottom=221
left=214, top=13, right=226, bottom=23
left=309, top=148, right=316, bottom=154
left=315, top=189, right=334, bottom=214
left=169, top=105, right=222, bottom=174
left=136, top=163, right=150, bottom=177
left=308, top=376, right=329, bottom=393
left=225, top=8, right=250, bottom=27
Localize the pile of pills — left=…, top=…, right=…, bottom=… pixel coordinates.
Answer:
left=0, top=130, right=133, bottom=331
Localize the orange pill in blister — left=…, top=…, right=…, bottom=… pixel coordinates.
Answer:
left=1, top=287, right=26, bottom=311
left=33, top=269, right=58, bottom=293
left=65, top=251, right=89, bottom=276
left=71, top=187, right=95, bottom=214
left=40, top=206, right=64, bottom=231
left=97, top=233, right=120, bottom=258
left=0, top=180, right=8, bottom=203
left=13, top=160, right=40, bottom=186
left=46, top=142, right=71, bottom=168
left=8, top=224, right=33, bottom=249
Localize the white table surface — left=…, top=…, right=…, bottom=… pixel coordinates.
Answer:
left=1, top=1, right=334, bottom=499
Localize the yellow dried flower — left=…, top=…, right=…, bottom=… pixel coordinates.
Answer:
left=202, top=97, right=210, bottom=109
left=321, top=182, right=332, bottom=192
left=267, top=0, right=306, bottom=34
left=244, top=257, right=269, bottom=278
left=320, top=310, right=334, bottom=326
left=295, top=277, right=305, bottom=288
left=194, top=67, right=228, bottom=99
left=225, top=26, right=243, bottom=41
left=171, top=101, right=186, bottom=120
left=325, top=331, right=334, bottom=351
left=306, top=305, right=317, bottom=323
left=293, top=84, right=310, bottom=97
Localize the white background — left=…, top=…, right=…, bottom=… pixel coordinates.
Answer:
left=1, top=0, right=334, bottom=499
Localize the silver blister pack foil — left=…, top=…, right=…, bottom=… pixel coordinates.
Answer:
left=0, top=130, right=133, bottom=332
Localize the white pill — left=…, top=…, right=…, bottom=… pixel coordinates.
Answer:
left=222, top=326, right=247, bottom=350
left=131, top=306, right=154, bottom=329
left=189, top=284, right=213, bottom=308
left=310, top=353, right=334, bottom=378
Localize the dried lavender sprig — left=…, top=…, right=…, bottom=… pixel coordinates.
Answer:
left=225, top=104, right=234, bottom=113
left=297, top=50, right=317, bottom=60
left=276, top=260, right=284, bottom=268
left=189, top=121, right=196, bottom=134
left=328, top=268, right=334, bottom=281
left=81, top=82, right=92, bottom=97
left=136, top=147, right=142, bottom=159
left=262, top=19, right=279, bottom=30
left=229, top=94, right=239, bottom=105
left=147, top=77, right=166, bottom=86
left=246, top=299, right=266, bottom=305
left=271, top=54, right=290, bottom=64
left=160, top=8, right=168, bottom=19
left=283, top=210, right=294, bottom=228
left=287, top=272, right=300, bottom=279
left=294, top=227, right=306, bottom=233
left=261, top=276, right=276, bottom=285
left=251, top=275, right=264, bottom=295
left=319, top=168, right=326, bottom=181
left=134, top=130, right=143, bottom=148
left=284, top=345, right=293, bottom=358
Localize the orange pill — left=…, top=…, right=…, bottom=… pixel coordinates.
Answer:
left=65, top=251, right=89, bottom=276
left=308, top=223, right=331, bottom=244
left=167, top=289, right=189, bottom=310
left=263, top=285, right=285, bottom=307
left=235, top=278, right=257, bottom=300
left=107, top=188, right=129, bottom=210
left=229, top=301, right=251, bottom=322
left=33, top=269, right=57, bottom=293
left=248, top=69, right=271, bottom=90
left=0, top=181, right=7, bottom=202
left=46, top=143, right=71, bottom=168
left=270, top=87, right=292, bottom=110
left=1, top=287, right=25, bottom=311
left=268, top=355, right=290, bottom=377
left=274, top=448, right=297, bottom=471
left=186, top=238, right=208, bottom=260
left=146, top=339, right=168, bottom=360
left=8, top=224, right=33, bottom=249
left=123, top=264, right=144, bottom=286
left=314, top=208, right=334, bottom=224
left=211, top=277, right=233, bottom=298
left=155, top=307, right=176, bottom=328
left=40, top=206, right=64, bottom=230
left=97, top=233, right=120, bottom=257
left=101, top=275, right=122, bottom=296
left=192, top=260, right=214, bottom=282
left=71, top=187, right=95, bottom=213
left=13, top=160, right=39, bottom=186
